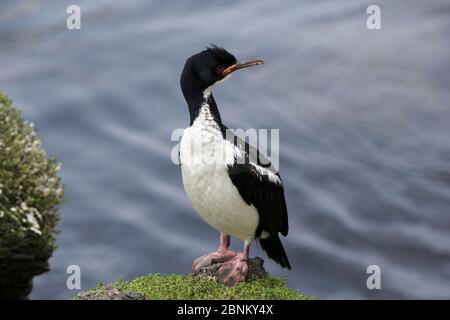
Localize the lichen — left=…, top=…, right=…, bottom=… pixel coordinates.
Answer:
left=0, top=92, right=64, bottom=299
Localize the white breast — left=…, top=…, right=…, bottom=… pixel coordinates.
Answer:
left=179, top=104, right=259, bottom=243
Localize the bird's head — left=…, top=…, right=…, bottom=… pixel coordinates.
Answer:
left=181, top=45, right=264, bottom=100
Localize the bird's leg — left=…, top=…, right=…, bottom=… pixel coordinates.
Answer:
left=192, top=233, right=237, bottom=275
left=217, top=241, right=250, bottom=286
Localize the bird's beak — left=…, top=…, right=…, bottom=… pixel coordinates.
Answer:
left=221, top=59, right=264, bottom=76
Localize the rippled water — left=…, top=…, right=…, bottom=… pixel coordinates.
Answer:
left=1, top=0, right=449, bottom=299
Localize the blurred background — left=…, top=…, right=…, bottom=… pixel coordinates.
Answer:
left=0, top=0, right=449, bottom=299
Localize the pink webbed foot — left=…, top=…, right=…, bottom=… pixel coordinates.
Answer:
left=217, top=252, right=249, bottom=286
left=192, top=249, right=237, bottom=275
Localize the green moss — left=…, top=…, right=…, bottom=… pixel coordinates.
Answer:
left=80, top=274, right=313, bottom=300
left=0, top=92, right=64, bottom=299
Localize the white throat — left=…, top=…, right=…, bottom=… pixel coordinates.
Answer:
left=202, top=75, right=232, bottom=100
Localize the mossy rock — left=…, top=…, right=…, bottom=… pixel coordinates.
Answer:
left=76, top=274, right=312, bottom=300
left=0, top=92, right=64, bottom=299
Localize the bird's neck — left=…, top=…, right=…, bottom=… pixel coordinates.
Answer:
left=185, top=88, right=223, bottom=127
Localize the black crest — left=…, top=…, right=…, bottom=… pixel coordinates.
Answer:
left=206, top=44, right=237, bottom=66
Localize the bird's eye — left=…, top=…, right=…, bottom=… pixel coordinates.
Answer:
left=215, top=65, right=225, bottom=75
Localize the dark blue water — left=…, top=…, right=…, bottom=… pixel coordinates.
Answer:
left=1, top=0, right=449, bottom=299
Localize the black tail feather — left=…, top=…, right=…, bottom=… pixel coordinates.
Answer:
left=259, top=234, right=291, bottom=269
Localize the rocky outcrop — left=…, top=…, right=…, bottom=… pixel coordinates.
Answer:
left=0, top=93, right=63, bottom=299
left=192, top=256, right=267, bottom=281
left=77, top=287, right=145, bottom=300
left=73, top=257, right=311, bottom=301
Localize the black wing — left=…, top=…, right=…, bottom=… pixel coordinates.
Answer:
left=223, top=125, right=291, bottom=268
left=222, top=125, right=279, bottom=176
left=223, top=125, right=288, bottom=237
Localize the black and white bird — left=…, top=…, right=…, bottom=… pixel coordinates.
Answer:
left=179, top=45, right=291, bottom=286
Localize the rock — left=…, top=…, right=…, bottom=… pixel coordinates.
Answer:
left=76, top=286, right=145, bottom=300
left=192, top=256, right=267, bottom=282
